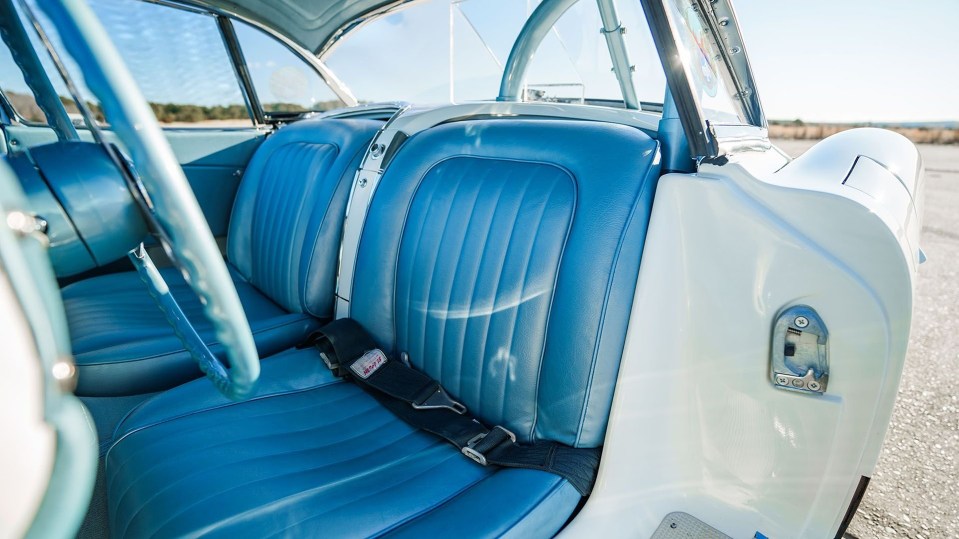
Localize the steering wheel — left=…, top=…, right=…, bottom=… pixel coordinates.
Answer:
left=38, top=0, right=259, bottom=399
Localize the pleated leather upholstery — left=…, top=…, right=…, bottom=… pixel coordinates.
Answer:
left=106, top=118, right=661, bottom=537
left=62, top=118, right=380, bottom=395
left=352, top=119, right=661, bottom=447
left=64, top=267, right=316, bottom=396
left=228, top=118, right=381, bottom=317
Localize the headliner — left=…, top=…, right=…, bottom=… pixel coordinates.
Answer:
left=192, top=0, right=411, bottom=56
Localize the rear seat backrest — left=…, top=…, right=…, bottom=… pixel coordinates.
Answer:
left=227, top=118, right=380, bottom=319
left=350, top=119, right=660, bottom=448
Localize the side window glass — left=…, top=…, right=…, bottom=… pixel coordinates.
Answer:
left=6, top=1, right=106, bottom=127
left=0, top=37, right=47, bottom=124
left=663, top=0, right=748, bottom=125
left=86, top=0, right=251, bottom=127
left=15, top=0, right=252, bottom=128
left=233, top=21, right=345, bottom=116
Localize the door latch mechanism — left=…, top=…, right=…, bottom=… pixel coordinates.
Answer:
left=770, top=305, right=828, bottom=394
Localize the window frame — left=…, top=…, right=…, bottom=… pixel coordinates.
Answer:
left=642, top=0, right=768, bottom=158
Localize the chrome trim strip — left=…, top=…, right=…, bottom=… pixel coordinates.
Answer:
left=216, top=15, right=264, bottom=126
left=597, top=0, right=639, bottom=110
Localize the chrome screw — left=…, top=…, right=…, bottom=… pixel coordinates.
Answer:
left=808, top=380, right=822, bottom=391
left=358, top=178, right=368, bottom=188
left=776, top=375, right=789, bottom=385
left=794, top=316, right=809, bottom=328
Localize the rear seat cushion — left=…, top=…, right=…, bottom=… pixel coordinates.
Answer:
left=228, top=118, right=381, bottom=318
left=350, top=119, right=660, bottom=447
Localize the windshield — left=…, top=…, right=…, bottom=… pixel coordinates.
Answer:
left=324, top=0, right=666, bottom=109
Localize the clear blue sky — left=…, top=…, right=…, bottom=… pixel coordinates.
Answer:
left=735, top=0, right=959, bottom=123
left=2, top=0, right=956, bottom=123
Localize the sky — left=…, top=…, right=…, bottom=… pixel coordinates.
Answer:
left=1, top=0, right=957, bottom=123
left=735, top=0, right=959, bottom=123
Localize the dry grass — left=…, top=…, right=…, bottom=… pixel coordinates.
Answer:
left=769, top=122, right=959, bottom=145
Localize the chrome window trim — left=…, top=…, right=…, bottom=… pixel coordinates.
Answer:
left=641, top=0, right=768, bottom=159
left=696, top=0, right=765, bottom=128
left=216, top=14, right=264, bottom=126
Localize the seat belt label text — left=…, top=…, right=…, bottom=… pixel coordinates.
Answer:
left=351, top=349, right=388, bottom=379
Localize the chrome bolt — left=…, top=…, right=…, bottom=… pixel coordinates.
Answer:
left=791, top=378, right=805, bottom=388
left=794, top=316, right=809, bottom=328
left=370, top=144, right=384, bottom=158
left=358, top=178, right=368, bottom=188
left=719, top=17, right=730, bottom=26
left=730, top=46, right=742, bottom=54
left=808, top=381, right=822, bottom=391
left=776, top=375, right=789, bottom=386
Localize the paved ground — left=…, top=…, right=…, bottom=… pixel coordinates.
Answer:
left=773, top=139, right=959, bottom=539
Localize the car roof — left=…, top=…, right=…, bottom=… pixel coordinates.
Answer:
left=193, top=0, right=408, bottom=56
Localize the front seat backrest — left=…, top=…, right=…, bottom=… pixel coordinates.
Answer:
left=228, top=118, right=380, bottom=319
left=350, top=119, right=660, bottom=448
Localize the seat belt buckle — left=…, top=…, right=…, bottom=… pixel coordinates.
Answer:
left=462, top=426, right=516, bottom=466
left=411, top=384, right=467, bottom=415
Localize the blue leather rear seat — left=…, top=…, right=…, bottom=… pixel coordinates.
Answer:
left=105, top=119, right=661, bottom=537
left=62, top=118, right=381, bottom=396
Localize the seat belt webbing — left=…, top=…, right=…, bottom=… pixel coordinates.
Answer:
left=309, top=318, right=601, bottom=496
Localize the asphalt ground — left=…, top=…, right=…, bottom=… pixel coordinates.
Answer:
left=773, top=139, right=959, bottom=538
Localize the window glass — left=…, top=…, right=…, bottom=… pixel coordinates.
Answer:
left=324, top=0, right=664, bottom=109
left=18, top=0, right=252, bottom=127
left=664, top=0, right=747, bottom=124
left=233, top=21, right=345, bottom=115
left=88, top=0, right=251, bottom=126
left=524, top=0, right=666, bottom=108
left=325, top=0, right=531, bottom=104
left=3, top=2, right=105, bottom=126
left=0, top=35, right=47, bottom=123
left=27, top=3, right=107, bottom=126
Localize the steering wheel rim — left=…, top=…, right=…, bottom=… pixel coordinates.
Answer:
left=38, top=0, right=260, bottom=399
